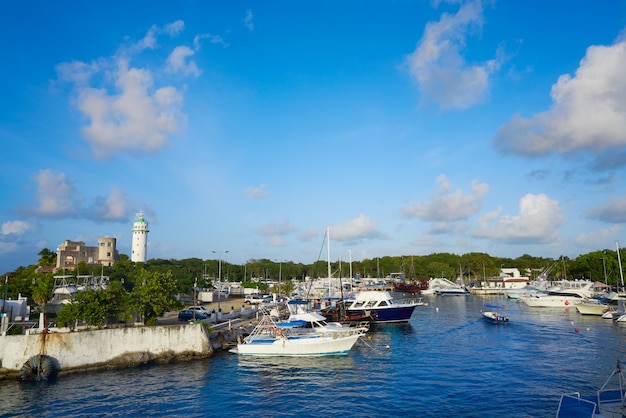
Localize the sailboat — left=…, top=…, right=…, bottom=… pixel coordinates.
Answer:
left=608, top=242, right=626, bottom=321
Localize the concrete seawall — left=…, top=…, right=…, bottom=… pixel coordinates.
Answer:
left=0, top=324, right=221, bottom=379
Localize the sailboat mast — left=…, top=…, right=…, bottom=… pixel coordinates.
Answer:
left=617, top=241, right=625, bottom=289
left=327, top=227, right=331, bottom=279
left=349, top=249, right=353, bottom=279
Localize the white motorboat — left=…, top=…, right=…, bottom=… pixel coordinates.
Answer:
left=49, top=276, right=78, bottom=305
left=231, top=308, right=367, bottom=357
left=576, top=299, right=613, bottom=316
left=556, top=360, right=626, bottom=418
left=423, top=277, right=469, bottom=296
left=606, top=300, right=626, bottom=322
left=435, top=286, right=470, bottom=296
left=519, top=280, right=597, bottom=308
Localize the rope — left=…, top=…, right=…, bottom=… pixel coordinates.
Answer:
left=357, top=336, right=384, bottom=356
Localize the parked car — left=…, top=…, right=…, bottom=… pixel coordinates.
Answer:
left=178, top=309, right=208, bottom=321
left=244, top=294, right=264, bottom=304
left=186, top=306, right=213, bottom=315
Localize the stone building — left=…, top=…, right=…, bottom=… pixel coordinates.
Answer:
left=55, top=237, right=119, bottom=271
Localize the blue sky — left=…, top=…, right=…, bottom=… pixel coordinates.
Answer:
left=2, top=1, right=626, bottom=272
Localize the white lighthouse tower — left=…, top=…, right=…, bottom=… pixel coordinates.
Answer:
left=131, top=211, right=149, bottom=262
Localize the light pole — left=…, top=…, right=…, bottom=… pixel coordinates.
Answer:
left=212, top=250, right=229, bottom=315
left=193, top=277, right=198, bottom=322
left=2, top=276, right=7, bottom=313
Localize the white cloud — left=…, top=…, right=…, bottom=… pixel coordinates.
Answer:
left=267, top=236, right=285, bottom=247
left=257, top=219, right=296, bottom=247
left=0, top=242, right=19, bottom=254
left=90, top=187, right=133, bottom=222
left=135, top=25, right=158, bottom=51
left=164, top=20, right=185, bottom=36
left=244, top=9, right=254, bottom=31
left=57, top=22, right=191, bottom=160
left=133, top=20, right=183, bottom=53
left=299, top=228, right=320, bottom=242
left=586, top=195, right=626, bottom=223
left=194, top=33, right=229, bottom=50
left=75, top=58, right=185, bottom=159
left=2, top=220, right=33, bottom=235
left=33, top=169, right=77, bottom=217
left=165, top=46, right=201, bottom=77
left=430, top=221, right=453, bottom=234
left=472, top=193, right=565, bottom=244
left=493, top=36, right=626, bottom=165
left=405, top=0, right=502, bottom=109
left=404, top=176, right=490, bottom=221
left=30, top=169, right=135, bottom=223
left=436, top=173, right=452, bottom=191
left=331, top=214, right=381, bottom=241
left=575, top=225, right=622, bottom=248
left=257, top=219, right=296, bottom=236
left=246, top=183, right=269, bottom=199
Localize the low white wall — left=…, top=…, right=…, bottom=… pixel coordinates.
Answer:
left=0, top=324, right=212, bottom=374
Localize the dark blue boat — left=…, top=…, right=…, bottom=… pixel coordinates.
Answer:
left=344, top=291, right=420, bottom=323
left=481, top=304, right=509, bottom=324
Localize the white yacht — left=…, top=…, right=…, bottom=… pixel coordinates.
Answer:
left=519, top=280, right=598, bottom=308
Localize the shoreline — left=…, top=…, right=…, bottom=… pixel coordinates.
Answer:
left=0, top=298, right=260, bottom=381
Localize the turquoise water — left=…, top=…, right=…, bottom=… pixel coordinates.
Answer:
left=1, top=295, right=624, bottom=417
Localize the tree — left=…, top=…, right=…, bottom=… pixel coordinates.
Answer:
left=37, top=248, right=56, bottom=266
left=56, top=300, right=81, bottom=328
left=55, top=281, right=130, bottom=328
left=32, top=275, right=54, bottom=312
left=129, top=269, right=181, bottom=325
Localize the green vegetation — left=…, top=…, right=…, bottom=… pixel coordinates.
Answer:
left=1, top=247, right=624, bottom=328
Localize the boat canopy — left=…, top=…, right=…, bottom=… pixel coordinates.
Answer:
left=276, top=320, right=308, bottom=328
left=288, top=300, right=309, bottom=306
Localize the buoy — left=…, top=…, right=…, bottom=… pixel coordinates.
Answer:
left=20, top=355, right=58, bottom=381
left=575, top=328, right=579, bottom=333
left=436, top=307, right=439, bottom=312
left=385, top=345, right=390, bottom=350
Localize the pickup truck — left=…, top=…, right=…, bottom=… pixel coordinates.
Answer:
left=244, top=294, right=264, bottom=304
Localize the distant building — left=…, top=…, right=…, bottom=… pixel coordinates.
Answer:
left=131, top=211, right=149, bottom=262
left=55, top=237, right=119, bottom=271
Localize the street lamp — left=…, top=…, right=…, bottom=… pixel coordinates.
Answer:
left=212, top=250, right=229, bottom=315
left=2, top=276, right=7, bottom=313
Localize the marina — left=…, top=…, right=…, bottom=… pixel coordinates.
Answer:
left=2, top=294, right=625, bottom=417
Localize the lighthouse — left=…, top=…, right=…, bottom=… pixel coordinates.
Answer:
left=131, top=211, right=149, bottom=262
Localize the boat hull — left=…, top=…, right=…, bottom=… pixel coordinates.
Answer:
left=482, top=312, right=509, bottom=324
left=576, top=302, right=611, bottom=315
left=520, top=295, right=582, bottom=307
left=393, top=283, right=428, bottom=293
left=435, top=289, right=470, bottom=296
left=347, top=304, right=417, bottom=323
left=233, top=334, right=360, bottom=356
